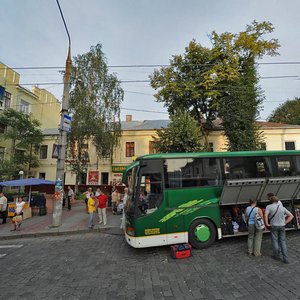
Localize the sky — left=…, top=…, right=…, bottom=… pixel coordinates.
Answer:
left=1, top=0, right=300, bottom=122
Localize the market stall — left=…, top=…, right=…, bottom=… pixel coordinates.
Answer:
left=0, top=178, right=55, bottom=219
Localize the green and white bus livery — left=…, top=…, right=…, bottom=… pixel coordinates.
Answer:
left=123, top=151, right=300, bottom=249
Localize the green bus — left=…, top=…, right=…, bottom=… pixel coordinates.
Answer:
left=123, top=151, right=300, bottom=248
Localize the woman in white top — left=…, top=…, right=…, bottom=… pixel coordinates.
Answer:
left=11, top=197, right=25, bottom=231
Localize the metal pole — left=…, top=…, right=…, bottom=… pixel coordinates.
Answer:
left=51, top=0, right=71, bottom=227
left=51, top=47, right=71, bottom=227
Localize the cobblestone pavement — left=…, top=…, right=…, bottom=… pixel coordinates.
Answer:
left=0, top=231, right=299, bottom=300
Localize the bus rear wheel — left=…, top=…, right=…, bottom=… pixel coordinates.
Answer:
left=188, top=219, right=216, bottom=249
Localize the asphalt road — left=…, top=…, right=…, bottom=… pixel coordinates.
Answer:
left=0, top=231, right=299, bottom=300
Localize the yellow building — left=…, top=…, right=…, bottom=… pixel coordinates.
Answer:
left=37, top=115, right=300, bottom=185
left=0, top=62, right=61, bottom=172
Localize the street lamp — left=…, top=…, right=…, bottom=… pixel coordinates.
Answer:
left=18, top=170, right=24, bottom=198
left=51, top=0, right=72, bottom=227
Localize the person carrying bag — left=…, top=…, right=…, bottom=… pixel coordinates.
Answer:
left=11, top=197, right=25, bottom=231
left=246, top=199, right=265, bottom=256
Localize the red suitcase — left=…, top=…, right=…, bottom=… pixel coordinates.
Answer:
left=170, top=243, right=192, bottom=259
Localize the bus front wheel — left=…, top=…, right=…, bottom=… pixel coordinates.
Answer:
left=188, top=219, right=216, bottom=249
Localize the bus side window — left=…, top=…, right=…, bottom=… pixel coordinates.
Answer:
left=277, top=159, right=292, bottom=176
left=137, top=173, right=162, bottom=216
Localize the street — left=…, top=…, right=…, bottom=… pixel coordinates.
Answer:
left=0, top=231, right=299, bottom=300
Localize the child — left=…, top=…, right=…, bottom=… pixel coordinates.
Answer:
left=87, top=194, right=96, bottom=229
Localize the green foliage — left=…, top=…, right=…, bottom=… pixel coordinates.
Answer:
left=0, top=108, right=43, bottom=178
left=150, top=40, right=228, bottom=146
left=212, top=21, right=279, bottom=151
left=154, top=110, right=203, bottom=153
left=0, top=160, right=19, bottom=181
left=68, top=43, right=123, bottom=184
left=151, top=21, right=280, bottom=151
left=268, top=98, right=300, bottom=125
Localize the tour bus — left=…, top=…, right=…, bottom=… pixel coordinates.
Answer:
left=123, top=151, right=300, bottom=249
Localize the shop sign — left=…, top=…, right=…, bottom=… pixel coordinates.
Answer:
left=88, top=171, right=99, bottom=185
left=112, top=166, right=127, bottom=173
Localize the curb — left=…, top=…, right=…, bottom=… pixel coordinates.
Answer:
left=0, top=226, right=124, bottom=241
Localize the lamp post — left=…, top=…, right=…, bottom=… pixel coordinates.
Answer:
left=51, top=0, right=71, bottom=227
left=18, top=170, right=24, bottom=198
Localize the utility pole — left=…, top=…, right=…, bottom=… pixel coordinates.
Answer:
left=52, top=0, right=71, bottom=227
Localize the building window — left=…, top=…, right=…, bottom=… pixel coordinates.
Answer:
left=0, top=147, right=5, bottom=161
left=0, top=90, right=11, bottom=109
left=39, top=173, right=46, bottom=180
left=208, top=142, right=214, bottom=152
left=149, top=141, right=157, bottom=154
left=285, top=141, right=295, bottom=150
left=126, top=142, right=135, bottom=157
left=0, top=123, right=6, bottom=134
left=20, top=100, right=30, bottom=113
left=101, top=172, right=109, bottom=185
left=80, top=144, right=89, bottom=163
left=40, top=145, right=48, bottom=159
left=80, top=172, right=87, bottom=184
left=4, top=91, right=11, bottom=108
left=15, top=149, right=25, bottom=163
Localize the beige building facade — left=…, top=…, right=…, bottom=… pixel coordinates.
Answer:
left=36, top=116, right=300, bottom=185
left=0, top=62, right=61, bottom=174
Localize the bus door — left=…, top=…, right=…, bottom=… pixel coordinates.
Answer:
left=134, top=159, right=166, bottom=247
left=164, top=189, right=187, bottom=244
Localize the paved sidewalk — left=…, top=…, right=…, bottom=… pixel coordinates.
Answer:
left=0, top=202, right=123, bottom=240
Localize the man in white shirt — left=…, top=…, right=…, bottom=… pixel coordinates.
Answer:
left=67, top=186, right=74, bottom=211
left=265, top=196, right=294, bottom=264
left=0, top=192, right=8, bottom=224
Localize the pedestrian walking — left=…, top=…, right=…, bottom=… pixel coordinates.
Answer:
left=95, top=188, right=101, bottom=197
left=0, top=192, right=8, bottom=224
left=67, top=186, right=74, bottom=210
left=84, top=187, right=93, bottom=213
left=111, top=189, right=121, bottom=215
left=11, top=197, right=25, bottom=231
left=97, top=190, right=108, bottom=225
left=264, top=196, right=294, bottom=264
left=87, top=194, right=96, bottom=229
left=245, top=199, right=265, bottom=256
left=120, top=187, right=129, bottom=229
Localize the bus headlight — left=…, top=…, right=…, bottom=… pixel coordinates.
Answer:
left=127, top=226, right=135, bottom=236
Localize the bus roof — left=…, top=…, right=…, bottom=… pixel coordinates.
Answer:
left=136, top=150, right=300, bottom=160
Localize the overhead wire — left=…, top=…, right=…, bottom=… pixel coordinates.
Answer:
left=2, top=74, right=299, bottom=86
left=1, top=60, right=300, bottom=70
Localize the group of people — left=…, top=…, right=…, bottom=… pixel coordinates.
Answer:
left=83, top=187, right=130, bottom=229
left=246, top=193, right=294, bottom=264
left=84, top=187, right=109, bottom=229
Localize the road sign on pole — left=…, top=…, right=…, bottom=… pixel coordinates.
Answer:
left=61, top=114, right=72, bottom=132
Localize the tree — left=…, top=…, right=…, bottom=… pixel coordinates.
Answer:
left=150, top=40, right=235, bottom=149
left=0, top=108, right=43, bottom=180
left=154, top=110, right=203, bottom=153
left=213, top=21, right=280, bottom=151
left=151, top=21, right=280, bottom=151
left=268, top=97, right=300, bottom=125
left=68, top=44, right=123, bottom=190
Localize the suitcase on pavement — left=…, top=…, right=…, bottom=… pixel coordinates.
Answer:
left=170, top=243, right=192, bottom=259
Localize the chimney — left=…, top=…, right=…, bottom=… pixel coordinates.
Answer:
left=126, top=115, right=132, bottom=122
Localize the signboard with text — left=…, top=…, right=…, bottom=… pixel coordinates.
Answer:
left=88, top=171, right=99, bottom=185
left=60, top=114, right=72, bottom=132
left=112, top=166, right=127, bottom=173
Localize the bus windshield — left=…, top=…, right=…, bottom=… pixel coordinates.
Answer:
left=124, top=165, right=138, bottom=214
